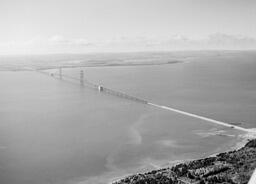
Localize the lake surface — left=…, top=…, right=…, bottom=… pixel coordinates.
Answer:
left=0, top=52, right=256, bottom=184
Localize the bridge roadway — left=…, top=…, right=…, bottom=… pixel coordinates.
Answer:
left=34, top=68, right=254, bottom=134
left=147, top=103, right=252, bottom=133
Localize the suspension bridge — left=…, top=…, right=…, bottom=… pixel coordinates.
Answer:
left=33, top=67, right=255, bottom=134
left=35, top=67, right=148, bottom=104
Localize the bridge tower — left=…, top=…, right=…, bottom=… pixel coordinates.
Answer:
left=80, top=70, right=84, bottom=86
left=59, top=67, right=62, bottom=79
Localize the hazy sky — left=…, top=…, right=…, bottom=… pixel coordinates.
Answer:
left=1, top=0, right=256, bottom=54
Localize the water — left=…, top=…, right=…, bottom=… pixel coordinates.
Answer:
left=0, top=52, right=256, bottom=184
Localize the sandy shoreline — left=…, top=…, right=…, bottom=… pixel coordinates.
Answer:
left=111, top=130, right=256, bottom=184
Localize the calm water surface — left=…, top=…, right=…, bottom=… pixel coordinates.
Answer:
left=0, top=53, right=256, bottom=184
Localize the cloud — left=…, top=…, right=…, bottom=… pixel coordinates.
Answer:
left=0, top=34, right=256, bottom=54
left=96, top=34, right=256, bottom=51
left=0, top=35, right=96, bottom=54
left=48, top=35, right=94, bottom=46
left=206, top=33, right=256, bottom=49
left=139, top=33, right=256, bottom=50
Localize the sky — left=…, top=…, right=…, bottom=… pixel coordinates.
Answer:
left=0, top=0, right=256, bottom=54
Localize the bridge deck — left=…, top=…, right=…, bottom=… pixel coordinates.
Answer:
left=34, top=68, right=255, bottom=134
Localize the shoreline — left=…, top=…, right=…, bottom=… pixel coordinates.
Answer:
left=104, top=110, right=256, bottom=184
left=112, top=131, right=256, bottom=184
left=0, top=60, right=183, bottom=71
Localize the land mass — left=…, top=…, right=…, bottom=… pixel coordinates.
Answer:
left=1, top=50, right=246, bottom=71
left=0, top=52, right=186, bottom=71
left=113, top=139, right=256, bottom=184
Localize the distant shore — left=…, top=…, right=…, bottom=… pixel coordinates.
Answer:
left=112, top=135, right=256, bottom=184
left=0, top=60, right=183, bottom=71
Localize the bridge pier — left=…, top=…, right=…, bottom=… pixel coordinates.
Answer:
left=98, top=85, right=103, bottom=92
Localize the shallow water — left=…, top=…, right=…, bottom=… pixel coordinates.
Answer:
left=0, top=52, right=256, bottom=184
